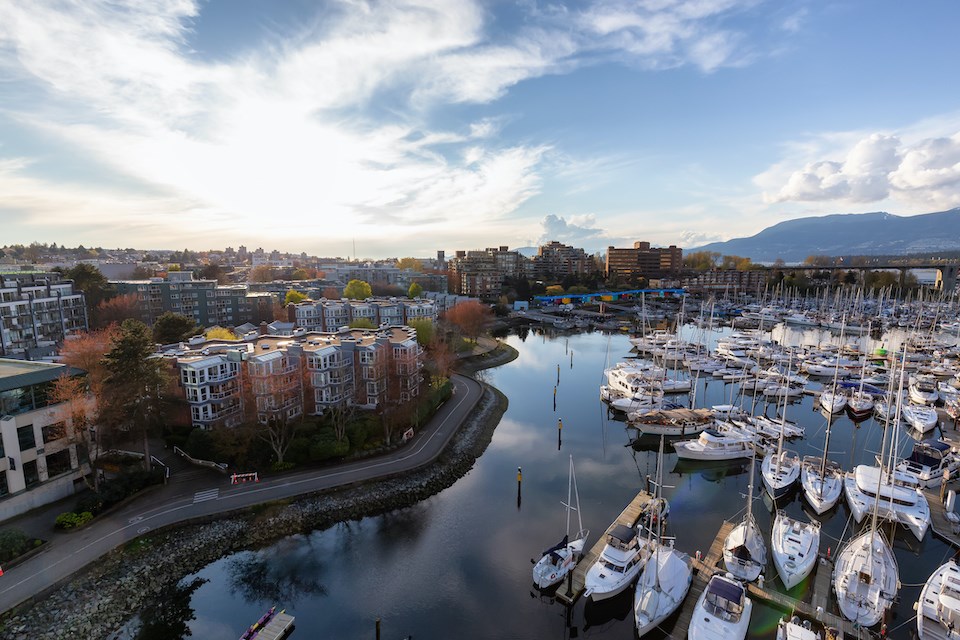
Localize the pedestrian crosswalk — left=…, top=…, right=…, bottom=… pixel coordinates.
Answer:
left=193, top=488, right=219, bottom=504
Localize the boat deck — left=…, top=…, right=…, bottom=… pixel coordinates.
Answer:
left=250, top=612, right=295, bottom=639
left=554, top=490, right=654, bottom=605
left=668, top=521, right=859, bottom=638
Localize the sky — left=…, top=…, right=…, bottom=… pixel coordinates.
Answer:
left=2, top=0, right=960, bottom=259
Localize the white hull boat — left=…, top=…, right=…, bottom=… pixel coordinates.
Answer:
left=818, top=387, right=847, bottom=414
left=776, top=616, right=823, bottom=640
left=688, top=573, right=752, bottom=640
left=916, top=560, right=960, bottom=640
left=532, top=456, right=589, bottom=589
left=771, top=510, right=820, bottom=589
left=584, top=523, right=653, bottom=601
left=833, top=529, right=899, bottom=628
left=633, top=542, right=692, bottom=636
left=844, top=465, right=930, bottom=541
left=800, top=457, right=843, bottom=514
left=894, top=440, right=960, bottom=489
left=723, top=513, right=766, bottom=582
left=762, top=449, right=800, bottom=500
left=903, top=404, right=939, bottom=433
left=673, top=428, right=755, bottom=461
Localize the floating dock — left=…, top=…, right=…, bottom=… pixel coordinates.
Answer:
left=246, top=611, right=295, bottom=640
left=554, top=490, right=654, bottom=605
left=669, top=521, right=859, bottom=639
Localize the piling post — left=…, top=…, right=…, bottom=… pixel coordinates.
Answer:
left=376, top=617, right=381, bottom=640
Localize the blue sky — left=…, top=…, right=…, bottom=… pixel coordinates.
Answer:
left=1, top=0, right=959, bottom=259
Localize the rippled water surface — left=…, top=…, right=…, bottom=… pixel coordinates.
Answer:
left=132, top=326, right=959, bottom=639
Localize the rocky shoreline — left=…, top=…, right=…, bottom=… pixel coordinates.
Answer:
left=0, top=349, right=514, bottom=640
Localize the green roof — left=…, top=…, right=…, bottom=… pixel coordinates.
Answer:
left=0, top=359, right=84, bottom=392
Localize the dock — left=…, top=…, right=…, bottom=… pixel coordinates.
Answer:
left=924, top=486, right=960, bottom=548
left=668, top=521, right=859, bottom=639
left=248, top=611, right=295, bottom=640
left=554, top=490, right=654, bottom=605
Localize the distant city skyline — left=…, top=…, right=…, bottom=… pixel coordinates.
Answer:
left=2, top=1, right=959, bottom=258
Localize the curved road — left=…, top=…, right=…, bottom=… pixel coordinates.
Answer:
left=0, top=373, right=483, bottom=614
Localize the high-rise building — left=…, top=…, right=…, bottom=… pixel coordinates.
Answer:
left=605, top=241, right=682, bottom=280
left=529, top=241, right=595, bottom=280
left=0, top=272, right=88, bottom=360
left=448, top=246, right=525, bottom=299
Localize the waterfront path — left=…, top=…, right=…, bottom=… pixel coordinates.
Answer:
left=0, top=371, right=485, bottom=615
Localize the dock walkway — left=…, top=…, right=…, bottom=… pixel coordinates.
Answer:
left=555, top=490, right=654, bottom=605
left=668, top=521, right=859, bottom=639
left=252, top=611, right=295, bottom=639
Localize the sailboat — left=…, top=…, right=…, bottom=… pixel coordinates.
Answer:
left=801, top=334, right=845, bottom=514
left=633, top=437, right=692, bottom=636
left=723, top=448, right=767, bottom=582
left=762, top=353, right=800, bottom=500
left=770, top=509, right=820, bottom=589
left=532, top=455, right=589, bottom=589
left=833, top=366, right=901, bottom=627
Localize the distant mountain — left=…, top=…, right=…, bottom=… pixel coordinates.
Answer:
left=691, top=208, right=960, bottom=263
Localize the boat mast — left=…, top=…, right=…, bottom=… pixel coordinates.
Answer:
left=819, top=314, right=846, bottom=488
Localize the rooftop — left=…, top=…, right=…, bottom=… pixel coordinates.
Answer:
left=0, top=358, right=82, bottom=392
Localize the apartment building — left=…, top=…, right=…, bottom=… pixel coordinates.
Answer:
left=0, top=272, right=88, bottom=360
left=605, top=241, right=683, bottom=280
left=112, top=272, right=274, bottom=329
left=529, top=241, right=596, bottom=280
left=681, top=269, right=768, bottom=295
left=449, top=246, right=525, bottom=299
left=166, top=326, right=423, bottom=430
left=291, top=298, right=436, bottom=333
left=0, top=359, right=91, bottom=521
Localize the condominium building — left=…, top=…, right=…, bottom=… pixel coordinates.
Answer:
left=291, top=298, right=436, bottom=333
left=0, top=359, right=91, bottom=521
left=449, top=246, right=525, bottom=299
left=112, top=272, right=275, bottom=329
left=680, top=269, right=767, bottom=295
left=0, top=272, right=88, bottom=360
left=529, top=241, right=596, bottom=280
left=166, top=326, right=423, bottom=430
left=605, top=241, right=683, bottom=280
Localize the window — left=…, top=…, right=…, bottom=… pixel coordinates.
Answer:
left=22, top=460, right=39, bottom=488
left=45, top=449, right=72, bottom=477
left=17, top=425, right=36, bottom=452
left=42, top=422, right=67, bottom=444
left=0, top=473, right=7, bottom=497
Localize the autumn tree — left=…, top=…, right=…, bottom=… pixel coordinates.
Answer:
left=407, top=282, right=423, bottom=299
left=47, top=371, right=98, bottom=490
left=682, top=251, right=720, bottom=270
left=152, top=312, right=199, bottom=345
left=408, top=318, right=434, bottom=347
left=249, top=265, right=275, bottom=282
left=65, top=263, right=113, bottom=324
left=206, top=327, right=238, bottom=340
left=343, top=279, right=372, bottom=300
left=545, top=285, right=565, bottom=296
left=445, top=300, right=492, bottom=343
left=396, top=257, right=423, bottom=272
left=289, top=268, right=309, bottom=280
left=199, top=262, right=228, bottom=284
left=94, top=293, right=141, bottom=327
left=284, top=289, right=307, bottom=306
left=321, top=286, right=341, bottom=299
left=100, top=319, right=169, bottom=471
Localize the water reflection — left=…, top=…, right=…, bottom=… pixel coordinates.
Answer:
left=135, top=577, right=207, bottom=640
left=227, top=538, right=327, bottom=606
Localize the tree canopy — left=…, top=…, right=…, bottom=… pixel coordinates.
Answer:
left=284, top=289, right=307, bottom=306
left=249, top=265, right=275, bottom=282
left=206, top=327, right=238, bottom=340
left=348, top=318, right=376, bottom=329
left=445, top=300, right=492, bottom=342
left=152, top=312, right=199, bottom=345
left=408, top=318, right=434, bottom=347
left=407, top=282, right=424, bottom=299
left=343, top=279, right=372, bottom=300
left=396, top=257, right=423, bottom=272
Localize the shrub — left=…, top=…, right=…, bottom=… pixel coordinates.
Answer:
left=0, top=529, right=31, bottom=563
left=75, top=469, right=164, bottom=516
left=271, top=461, right=295, bottom=472
left=55, top=511, right=94, bottom=530
left=286, top=437, right=312, bottom=466
left=185, top=427, right=216, bottom=461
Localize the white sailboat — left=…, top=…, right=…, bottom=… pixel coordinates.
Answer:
left=916, top=560, right=960, bottom=640
left=633, top=437, right=692, bottom=636
left=532, top=455, right=589, bottom=589
left=762, top=353, right=800, bottom=500
left=801, top=336, right=845, bottom=514
left=723, top=449, right=767, bottom=582
left=688, top=573, right=753, bottom=640
left=833, top=370, right=901, bottom=628
left=771, top=510, right=820, bottom=590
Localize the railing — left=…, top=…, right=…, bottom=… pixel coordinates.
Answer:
left=173, top=445, right=229, bottom=473
left=101, top=449, right=171, bottom=480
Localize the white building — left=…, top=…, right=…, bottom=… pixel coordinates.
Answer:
left=0, top=359, right=92, bottom=522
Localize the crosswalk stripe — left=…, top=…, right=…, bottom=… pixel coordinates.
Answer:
left=192, top=488, right=219, bottom=504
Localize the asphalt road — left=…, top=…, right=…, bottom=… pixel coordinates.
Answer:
left=0, top=373, right=483, bottom=614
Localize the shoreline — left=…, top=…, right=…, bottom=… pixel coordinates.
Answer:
left=0, top=343, right=517, bottom=639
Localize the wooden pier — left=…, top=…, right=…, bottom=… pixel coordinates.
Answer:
left=249, top=611, right=295, bottom=639
left=668, top=521, right=859, bottom=639
left=924, top=485, right=960, bottom=548
left=554, top=490, right=654, bottom=605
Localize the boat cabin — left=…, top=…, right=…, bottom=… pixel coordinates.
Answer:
left=704, top=575, right=745, bottom=622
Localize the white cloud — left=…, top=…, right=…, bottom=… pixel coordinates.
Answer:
left=537, top=213, right=608, bottom=247
left=764, top=129, right=960, bottom=210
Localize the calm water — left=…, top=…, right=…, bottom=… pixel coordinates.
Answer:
left=133, top=326, right=958, bottom=639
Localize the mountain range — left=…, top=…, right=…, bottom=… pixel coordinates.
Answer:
left=690, top=208, right=960, bottom=263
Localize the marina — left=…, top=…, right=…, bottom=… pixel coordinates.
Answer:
left=141, top=319, right=960, bottom=639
